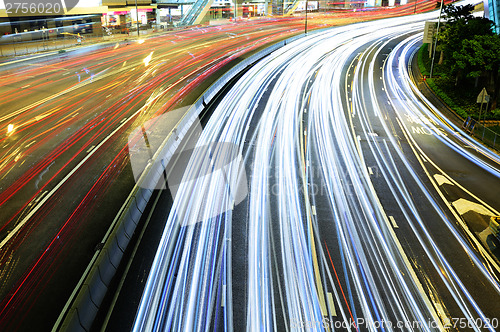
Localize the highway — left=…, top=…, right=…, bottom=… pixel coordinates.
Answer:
left=0, top=1, right=487, bottom=331
left=1, top=6, right=445, bottom=329
left=0, top=17, right=339, bottom=331
left=130, top=6, right=500, bottom=332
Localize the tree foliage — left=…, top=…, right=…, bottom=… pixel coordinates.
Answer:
left=443, top=4, right=474, bottom=22
left=452, top=35, right=500, bottom=78
left=439, top=5, right=494, bottom=71
left=436, top=4, right=499, bottom=108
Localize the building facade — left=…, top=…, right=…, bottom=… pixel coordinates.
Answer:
left=485, top=0, right=500, bottom=33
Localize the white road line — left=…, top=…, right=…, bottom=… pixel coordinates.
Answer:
left=389, top=215, right=399, bottom=229
left=221, top=285, right=226, bottom=307
left=86, top=145, right=95, bottom=153
left=327, top=292, right=336, bottom=316
left=22, top=84, right=31, bottom=89
left=311, top=205, right=316, bottom=216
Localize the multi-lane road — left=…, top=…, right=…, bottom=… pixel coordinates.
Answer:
left=0, top=17, right=339, bottom=331
left=0, top=1, right=490, bottom=331
left=1, top=6, right=443, bottom=329
left=130, top=5, right=500, bottom=332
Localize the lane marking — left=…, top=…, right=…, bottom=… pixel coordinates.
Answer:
left=86, top=145, right=95, bottom=153
left=389, top=215, right=399, bottom=228
left=222, top=285, right=226, bottom=307
left=433, top=174, right=452, bottom=186
left=327, top=292, right=337, bottom=316
left=452, top=198, right=494, bottom=217
left=311, top=205, right=316, bottom=216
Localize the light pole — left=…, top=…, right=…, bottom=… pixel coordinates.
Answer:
left=305, top=0, right=308, bottom=34
left=135, top=0, right=140, bottom=37
left=429, top=0, right=444, bottom=78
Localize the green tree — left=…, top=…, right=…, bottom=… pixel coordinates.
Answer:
left=453, top=35, right=500, bottom=78
left=438, top=4, right=494, bottom=83
left=452, top=35, right=500, bottom=108
left=443, top=4, right=474, bottom=22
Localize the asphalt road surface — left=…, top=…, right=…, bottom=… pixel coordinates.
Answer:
left=128, top=4, right=500, bottom=332
left=0, top=1, right=481, bottom=331
left=0, top=17, right=333, bottom=331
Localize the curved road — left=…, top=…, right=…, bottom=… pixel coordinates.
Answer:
left=133, top=5, right=500, bottom=332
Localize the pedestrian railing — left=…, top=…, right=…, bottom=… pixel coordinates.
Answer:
left=462, top=117, right=500, bottom=150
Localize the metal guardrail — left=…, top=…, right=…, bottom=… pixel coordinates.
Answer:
left=462, top=117, right=500, bottom=151
left=51, top=27, right=331, bottom=332
left=472, top=123, right=499, bottom=150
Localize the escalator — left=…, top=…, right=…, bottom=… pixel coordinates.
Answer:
left=178, top=0, right=216, bottom=26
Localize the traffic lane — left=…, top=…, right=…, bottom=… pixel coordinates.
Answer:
left=0, top=19, right=309, bottom=166
left=0, top=23, right=287, bottom=232
left=365, top=36, right=500, bottom=326
left=399, top=123, right=500, bottom=214
left=0, top=14, right=318, bottom=312
left=357, top=131, right=500, bottom=329
left=309, top=56, right=438, bottom=330
left=0, top=19, right=311, bottom=120
left=340, top=32, right=480, bottom=329
left=0, top=23, right=302, bottom=327
left=0, top=42, right=152, bottom=116
left=0, top=124, right=136, bottom=332
left=388, top=39, right=500, bottom=268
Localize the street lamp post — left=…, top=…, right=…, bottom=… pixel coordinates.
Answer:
left=429, top=0, right=444, bottom=78
left=305, top=0, right=308, bottom=34
left=135, top=0, right=140, bottom=37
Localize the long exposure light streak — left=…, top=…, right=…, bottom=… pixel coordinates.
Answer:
left=134, top=3, right=499, bottom=331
